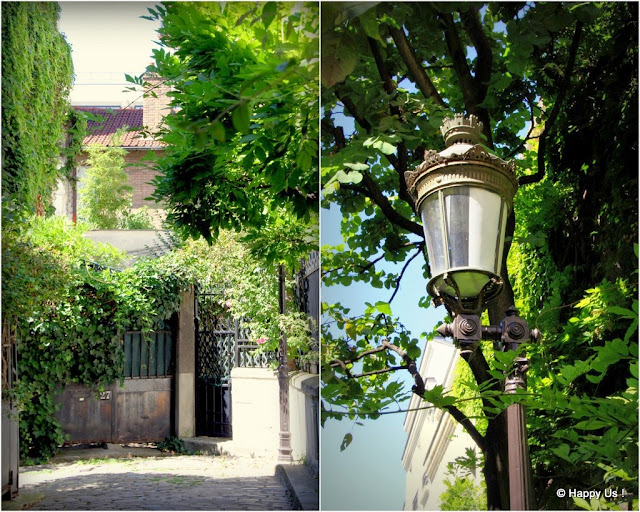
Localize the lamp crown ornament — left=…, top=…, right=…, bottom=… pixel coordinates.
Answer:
left=440, top=113, right=484, bottom=146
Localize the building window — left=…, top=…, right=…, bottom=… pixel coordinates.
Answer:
left=412, top=491, right=419, bottom=511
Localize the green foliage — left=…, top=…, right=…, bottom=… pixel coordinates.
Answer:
left=25, top=215, right=126, bottom=268
left=521, top=284, right=638, bottom=509
left=135, top=2, right=319, bottom=266
left=156, top=436, right=192, bottom=454
left=321, top=308, right=419, bottom=423
left=120, top=207, right=155, bottom=230
left=155, top=232, right=316, bottom=362
left=61, top=108, right=88, bottom=179
left=5, top=216, right=183, bottom=462
left=440, top=475, right=487, bottom=511
left=1, top=2, right=73, bottom=223
left=440, top=448, right=486, bottom=510
left=78, top=131, right=134, bottom=229
left=6, top=218, right=316, bottom=464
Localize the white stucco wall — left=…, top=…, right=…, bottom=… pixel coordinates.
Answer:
left=230, top=367, right=319, bottom=470
left=230, top=367, right=280, bottom=455
left=52, top=176, right=75, bottom=220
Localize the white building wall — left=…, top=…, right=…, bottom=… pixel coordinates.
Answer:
left=402, top=339, right=483, bottom=510
left=52, top=176, right=75, bottom=220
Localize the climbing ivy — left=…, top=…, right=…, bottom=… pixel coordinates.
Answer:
left=61, top=108, right=88, bottom=180
left=1, top=2, right=73, bottom=223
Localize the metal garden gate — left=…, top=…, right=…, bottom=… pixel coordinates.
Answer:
left=194, top=290, right=276, bottom=438
left=294, top=251, right=320, bottom=374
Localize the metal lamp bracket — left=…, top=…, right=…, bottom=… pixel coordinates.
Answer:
left=436, top=306, right=541, bottom=386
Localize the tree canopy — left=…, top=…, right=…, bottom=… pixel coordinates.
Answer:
left=134, top=1, right=319, bottom=268
left=321, top=2, right=637, bottom=509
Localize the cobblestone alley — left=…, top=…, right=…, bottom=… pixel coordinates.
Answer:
left=14, top=453, right=295, bottom=510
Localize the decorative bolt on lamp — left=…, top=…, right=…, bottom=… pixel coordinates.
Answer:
left=405, top=114, right=539, bottom=510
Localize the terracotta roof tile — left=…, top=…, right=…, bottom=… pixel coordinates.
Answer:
left=75, top=107, right=164, bottom=149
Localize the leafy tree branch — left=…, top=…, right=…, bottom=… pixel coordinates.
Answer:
left=519, top=21, right=583, bottom=186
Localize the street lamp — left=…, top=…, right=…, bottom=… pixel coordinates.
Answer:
left=405, top=113, right=518, bottom=314
left=404, top=114, right=539, bottom=510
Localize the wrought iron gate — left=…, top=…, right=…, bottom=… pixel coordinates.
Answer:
left=194, top=291, right=276, bottom=438
left=294, top=251, right=320, bottom=374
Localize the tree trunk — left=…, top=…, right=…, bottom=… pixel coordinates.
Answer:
left=484, top=413, right=510, bottom=510
left=462, top=348, right=511, bottom=509
left=484, top=210, right=518, bottom=509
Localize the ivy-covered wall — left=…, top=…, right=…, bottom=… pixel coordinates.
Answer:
left=1, top=2, right=73, bottom=223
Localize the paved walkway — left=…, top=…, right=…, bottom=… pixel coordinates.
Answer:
left=14, top=453, right=295, bottom=510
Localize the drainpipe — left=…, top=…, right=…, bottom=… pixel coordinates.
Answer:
left=278, top=264, right=293, bottom=463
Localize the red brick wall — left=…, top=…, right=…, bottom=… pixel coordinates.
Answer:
left=125, top=150, right=165, bottom=208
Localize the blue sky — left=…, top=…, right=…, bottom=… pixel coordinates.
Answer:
left=321, top=202, right=446, bottom=510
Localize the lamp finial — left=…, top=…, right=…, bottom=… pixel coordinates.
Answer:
left=440, top=114, right=484, bottom=147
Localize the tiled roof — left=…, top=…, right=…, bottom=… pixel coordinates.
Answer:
left=74, top=107, right=164, bottom=149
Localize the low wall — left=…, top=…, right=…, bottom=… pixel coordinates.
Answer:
left=230, top=367, right=319, bottom=472
left=289, top=372, right=319, bottom=473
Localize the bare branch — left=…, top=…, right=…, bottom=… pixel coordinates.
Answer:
left=388, top=243, right=425, bottom=304
left=380, top=340, right=488, bottom=451
left=519, top=21, right=583, bottom=186
left=347, top=365, right=410, bottom=378
left=506, top=97, right=537, bottom=158
left=335, top=90, right=373, bottom=133
left=439, top=10, right=493, bottom=146
left=331, top=336, right=488, bottom=453
left=439, top=12, right=476, bottom=111
left=459, top=344, right=504, bottom=417
left=444, top=404, right=489, bottom=452
left=387, top=25, right=447, bottom=107
left=321, top=118, right=346, bottom=152
left=330, top=345, right=388, bottom=368
left=360, top=251, right=397, bottom=272
left=367, top=37, right=414, bottom=203
left=368, top=36, right=397, bottom=96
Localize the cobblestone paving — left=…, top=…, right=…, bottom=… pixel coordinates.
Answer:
left=19, top=454, right=294, bottom=510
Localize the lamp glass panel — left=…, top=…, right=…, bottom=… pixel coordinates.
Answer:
left=495, top=200, right=509, bottom=273
left=465, top=187, right=504, bottom=274
left=420, top=193, right=447, bottom=277
left=443, top=188, right=470, bottom=268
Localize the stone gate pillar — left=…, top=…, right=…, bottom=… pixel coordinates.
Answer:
left=175, top=286, right=195, bottom=437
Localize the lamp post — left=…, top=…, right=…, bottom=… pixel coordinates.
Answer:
left=404, top=114, right=539, bottom=509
